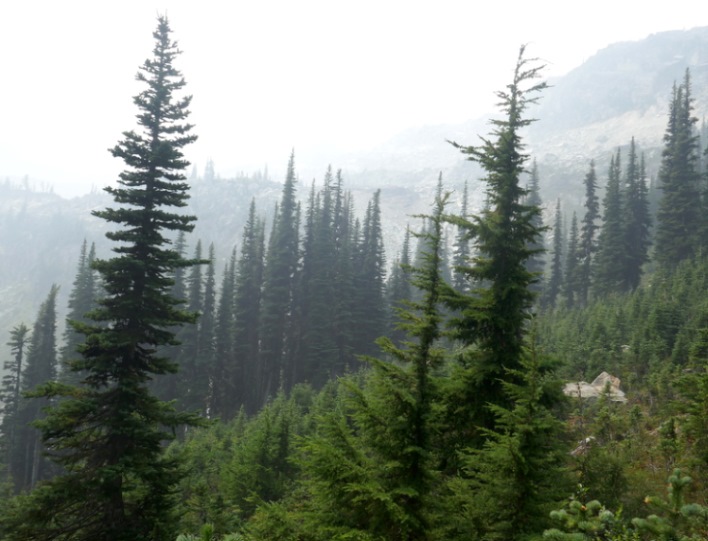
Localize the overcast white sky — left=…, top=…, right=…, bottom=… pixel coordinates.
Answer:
left=1, top=1, right=705, bottom=196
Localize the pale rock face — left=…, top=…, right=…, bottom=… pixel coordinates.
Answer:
left=563, top=371, right=627, bottom=403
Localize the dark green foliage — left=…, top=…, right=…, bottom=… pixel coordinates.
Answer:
left=544, top=199, right=564, bottom=308
left=631, top=469, right=708, bottom=540
left=294, top=191, right=449, bottom=541
left=578, top=161, right=600, bottom=306
left=12, top=285, right=59, bottom=492
left=212, top=249, right=237, bottom=419
left=525, top=160, right=546, bottom=296
left=351, top=189, right=387, bottom=359
left=294, top=169, right=340, bottom=389
left=260, top=152, right=299, bottom=400
left=543, top=498, right=616, bottom=541
left=451, top=180, right=472, bottom=294
left=447, top=344, right=571, bottom=541
left=233, top=201, right=266, bottom=414
left=1, top=17, right=201, bottom=540
left=0, top=323, right=30, bottom=490
left=622, top=139, right=651, bottom=291
left=198, top=244, right=217, bottom=409
left=171, top=385, right=318, bottom=539
left=655, top=71, right=703, bottom=269
left=443, top=45, right=548, bottom=453
left=224, top=392, right=301, bottom=521
left=594, top=151, right=626, bottom=296
left=328, top=172, right=358, bottom=375
left=563, top=212, right=580, bottom=309
left=545, top=470, right=708, bottom=540
left=178, top=240, right=212, bottom=414
left=60, top=240, right=98, bottom=385
left=675, top=327, right=708, bottom=487
left=538, top=256, right=708, bottom=382
left=387, top=225, right=413, bottom=346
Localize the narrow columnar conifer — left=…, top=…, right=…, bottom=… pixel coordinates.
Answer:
left=578, top=160, right=599, bottom=306
left=544, top=199, right=564, bottom=308
left=525, top=159, right=546, bottom=296
left=594, top=150, right=625, bottom=296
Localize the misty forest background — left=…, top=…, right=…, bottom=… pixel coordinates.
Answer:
left=2, top=21, right=708, bottom=541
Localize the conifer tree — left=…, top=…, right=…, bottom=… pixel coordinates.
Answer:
left=435, top=173, right=453, bottom=287
left=578, top=161, right=599, bottom=306
left=387, top=226, right=413, bottom=346
left=60, top=240, right=97, bottom=385
left=196, top=243, right=217, bottom=412
left=178, top=240, right=207, bottom=413
left=260, top=153, right=299, bottom=400
left=525, top=159, right=546, bottom=296
left=593, top=151, right=625, bottom=296
left=352, top=189, right=386, bottom=358
left=233, top=200, right=266, bottom=413
left=294, top=169, right=339, bottom=389
left=544, top=199, right=564, bottom=308
left=2, top=18, right=201, bottom=540
left=622, top=138, right=651, bottom=290
left=655, top=71, right=702, bottom=269
left=563, top=212, right=580, bottom=309
left=451, top=181, right=472, bottom=293
left=171, top=230, right=188, bottom=301
left=443, top=45, right=547, bottom=450
left=330, top=172, right=357, bottom=375
left=298, top=192, right=449, bottom=541
left=13, top=285, right=59, bottom=492
left=0, top=323, right=30, bottom=490
left=212, top=249, right=236, bottom=419
left=449, top=341, right=570, bottom=540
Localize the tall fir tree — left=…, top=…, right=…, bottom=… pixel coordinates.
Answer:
left=178, top=240, right=208, bottom=414
left=387, top=225, right=413, bottom=346
left=593, top=150, right=626, bottom=296
left=562, top=212, right=580, bottom=309
left=59, top=240, right=97, bottom=385
left=622, top=138, right=652, bottom=290
left=260, top=152, right=299, bottom=401
left=2, top=18, right=202, bottom=540
left=197, top=243, right=217, bottom=412
left=293, top=170, right=340, bottom=389
left=13, top=285, right=59, bottom=492
left=330, top=172, right=357, bottom=375
left=544, top=199, right=564, bottom=308
left=451, top=181, right=472, bottom=294
left=171, top=230, right=188, bottom=301
left=212, top=248, right=236, bottom=419
left=525, top=159, right=546, bottom=297
left=0, top=323, right=30, bottom=491
left=233, top=200, right=266, bottom=413
left=352, top=189, right=387, bottom=358
left=443, top=46, right=548, bottom=453
left=655, top=70, right=703, bottom=269
left=578, top=160, right=600, bottom=306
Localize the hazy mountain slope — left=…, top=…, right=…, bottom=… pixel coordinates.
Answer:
left=3, top=26, right=708, bottom=368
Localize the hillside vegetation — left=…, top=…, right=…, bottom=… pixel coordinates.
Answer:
left=1, top=20, right=708, bottom=541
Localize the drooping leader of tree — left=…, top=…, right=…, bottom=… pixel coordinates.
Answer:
left=3, top=17, right=201, bottom=541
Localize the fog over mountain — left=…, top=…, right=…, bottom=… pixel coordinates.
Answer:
left=3, top=26, right=708, bottom=364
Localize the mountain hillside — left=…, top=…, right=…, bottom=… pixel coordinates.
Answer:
left=3, top=26, right=708, bottom=366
